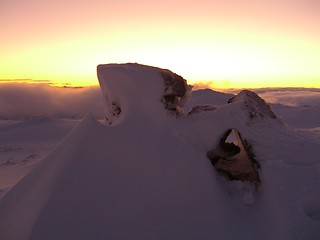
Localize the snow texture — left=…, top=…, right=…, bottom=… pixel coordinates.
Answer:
left=228, top=90, right=278, bottom=120
left=0, top=64, right=320, bottom=240
left=97, top=63, right=192, bottom=124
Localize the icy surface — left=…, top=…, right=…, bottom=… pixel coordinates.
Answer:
left=0, top=64, right=320, bottom=240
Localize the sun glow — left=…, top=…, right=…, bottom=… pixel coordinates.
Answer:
left=1, top=0, right=319, bottom=88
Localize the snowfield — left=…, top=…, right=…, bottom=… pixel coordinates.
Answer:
left=0, top=64, right=320, bottom=240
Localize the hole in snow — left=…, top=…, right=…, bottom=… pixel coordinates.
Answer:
left=207, top=129, right=260, bottom=185
left=221, top=129, right=241, bottom=156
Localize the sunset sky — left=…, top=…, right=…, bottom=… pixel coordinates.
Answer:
left=1, top=0, right=319, bottom=88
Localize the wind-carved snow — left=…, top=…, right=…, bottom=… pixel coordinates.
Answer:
left=97, top=63, right=192, bottom=124
left=0, top=63, right=320, bottom=240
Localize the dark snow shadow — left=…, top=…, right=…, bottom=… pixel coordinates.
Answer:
left=207, top=129, right=260, bottom=185
left=302, top=197, right=320, bottom=221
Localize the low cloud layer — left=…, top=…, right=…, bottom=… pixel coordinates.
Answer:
left=256, top=88, right=320, bottom=107
left=228, top=88, right=320, bottom=107
left=0, top=84, right=104, bottom=119
left=1, top=84, right=319, bottom=120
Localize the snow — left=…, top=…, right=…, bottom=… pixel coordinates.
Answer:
left=0, top=118, right=79, bottom=198
left=271, top=104, right=320, bottom=129
left=97, top=63, right=167, bottom=124
left=184, top=88, right=234, bottom=112
left=97, top=63, right=192, bottom=124
left=0, top=64, right=320, bottom=240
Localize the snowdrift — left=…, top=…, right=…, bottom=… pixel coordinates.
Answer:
left=0, top=63, right=320, bottom=240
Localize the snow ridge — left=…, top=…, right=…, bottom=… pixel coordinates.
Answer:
left=97, top=63, right=192, bottom=124
left=228, top=90, right=278, bottom=120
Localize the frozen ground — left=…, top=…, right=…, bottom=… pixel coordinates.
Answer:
left=0, top=64, right=319, bottom=240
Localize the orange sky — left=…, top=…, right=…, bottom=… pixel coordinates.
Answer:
left=1, top=0, right=319, bottom=88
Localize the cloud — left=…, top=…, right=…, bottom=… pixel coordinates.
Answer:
left=190, top=81, right=216, bottom=90
left=255, top=88, right=320, bottom=107
left=0, top=83, right=104, bottom=119
left=1, top=84, right=319, bottom=120
left=227, top=88, right=320, bottom=107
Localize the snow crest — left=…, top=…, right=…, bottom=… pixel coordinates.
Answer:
left=97, top=63, right=192, bottom=124
left=228, top=90, right=279, bottom=121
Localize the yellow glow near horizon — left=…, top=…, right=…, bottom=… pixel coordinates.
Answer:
left=1, top=0, right=319, bottom=88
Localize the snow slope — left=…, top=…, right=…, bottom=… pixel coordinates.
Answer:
left=184, top=88, right=234, bottom=112
left=271, top=104, right=320, bottom=129
left=0, top=118, right=79, bottom=198
left=190, top=89, right=320, bottom=129
left=0, top=64, right=320, bottom=240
